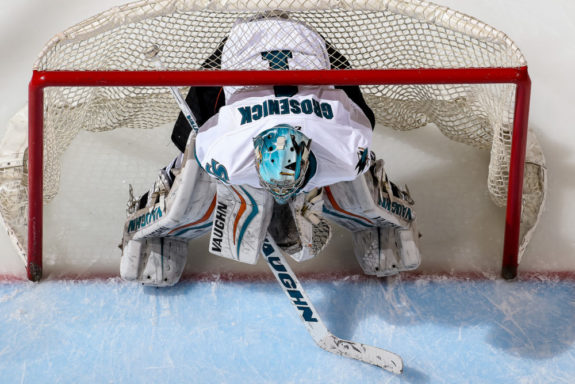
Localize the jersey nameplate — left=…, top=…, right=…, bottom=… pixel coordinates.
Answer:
left=238, top=98, right=334, bottom=125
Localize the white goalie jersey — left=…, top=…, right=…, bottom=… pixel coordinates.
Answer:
left=195, top=86, right=373, bottom=190
left=195, top=17, right=373, bottom=191
left=221, top=16, right=331, bottom=97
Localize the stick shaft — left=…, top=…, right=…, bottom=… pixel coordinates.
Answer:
left=150, top=55, right=199, bottom=133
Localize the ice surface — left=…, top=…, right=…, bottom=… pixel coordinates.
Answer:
left=1, top=277, right=574, bottom=383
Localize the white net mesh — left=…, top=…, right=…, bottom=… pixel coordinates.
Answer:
left=0, top=0, right=545, bottom=265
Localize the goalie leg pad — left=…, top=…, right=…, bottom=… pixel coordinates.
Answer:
left=208, top=183, right=274, bottom=264
left=396, top=226, right=421, bottom=271
left=121, top=238, right=188, bottom=287
left=122, top=134, right=216, bottom=246
left=323, top=156, right=420, bottom=276
left=352, top=224, right=420, bottom=277
left=323, top=158, right=415, bottom=231
left=352, top=226, right=399, bottom=277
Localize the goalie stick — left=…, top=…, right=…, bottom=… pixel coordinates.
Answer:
left=262, top=235, right=404, bottom=374
left=144, top=45, right=199, bottom=133
left=147, top=44, right=402, bottom=373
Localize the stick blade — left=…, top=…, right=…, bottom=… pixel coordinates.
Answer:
left=319, top=335, right=404, bottom=374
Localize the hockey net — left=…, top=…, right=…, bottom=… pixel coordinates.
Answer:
left=0, top=0, right=545, bottom=281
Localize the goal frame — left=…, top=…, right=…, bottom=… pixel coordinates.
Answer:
left=27, top=66, right=531, bottom=282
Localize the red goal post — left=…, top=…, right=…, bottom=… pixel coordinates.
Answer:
left=27, top=66, right=531, bottom=281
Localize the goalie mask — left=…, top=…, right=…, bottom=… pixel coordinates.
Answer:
left=253, top=124, right=312, bottom=204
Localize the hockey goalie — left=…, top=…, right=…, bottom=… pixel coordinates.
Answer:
left=120, top=13, right=420, bottom=287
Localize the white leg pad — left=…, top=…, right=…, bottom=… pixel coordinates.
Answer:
left=396, top=227, right=421, bottom=271
left=352, top=225, right=420, bottom=277
left=352, top=226, right=399, bottom=277
left=121, top=238, right=188, bottom=287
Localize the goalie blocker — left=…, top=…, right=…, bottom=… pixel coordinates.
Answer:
left=120, top=131, right=419, bottom=286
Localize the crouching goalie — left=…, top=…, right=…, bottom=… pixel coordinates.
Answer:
left=120, top=13, right=420, bottom=286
